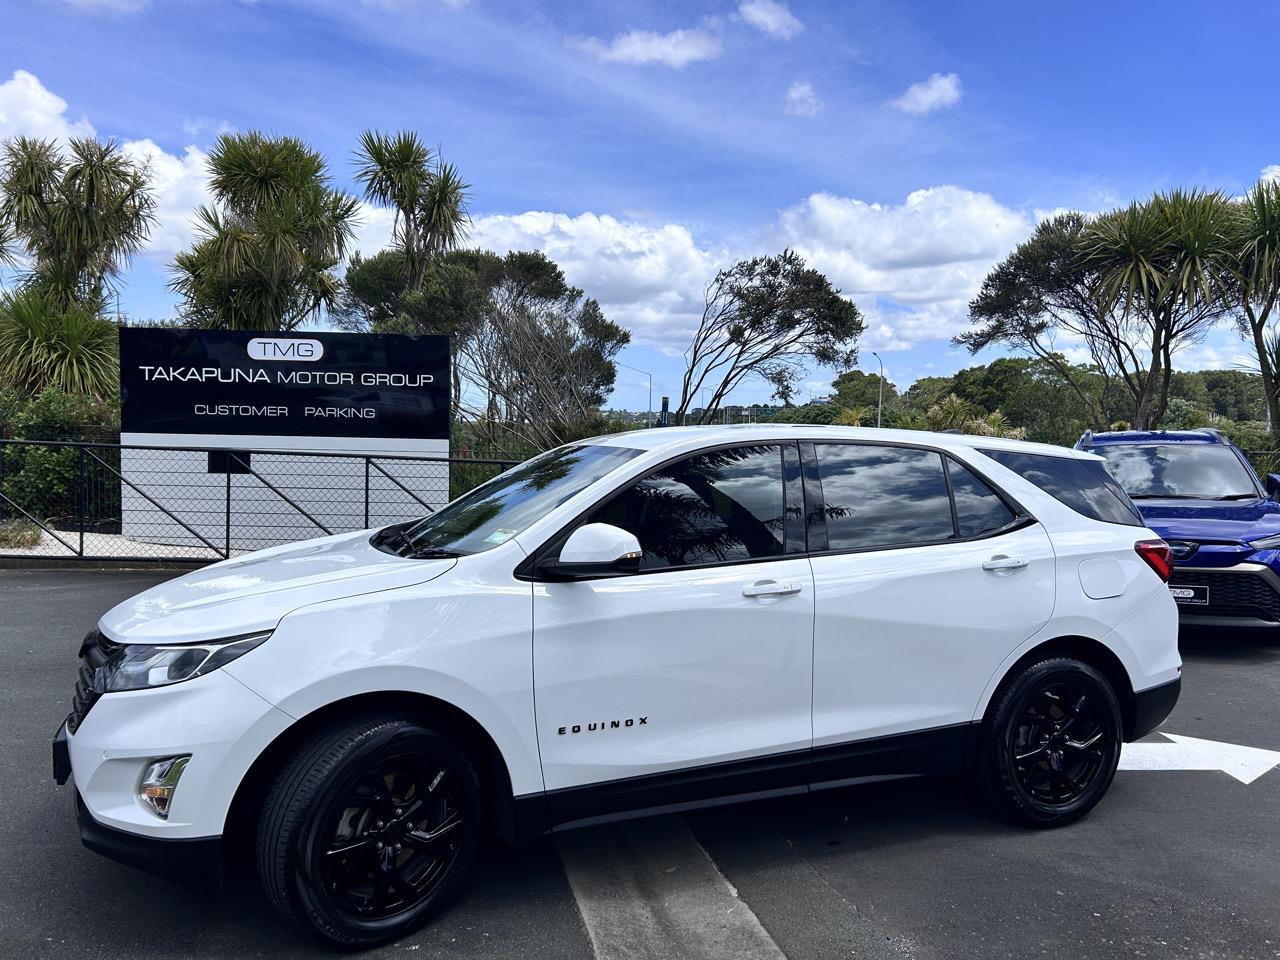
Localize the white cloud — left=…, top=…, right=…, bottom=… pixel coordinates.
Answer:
left=889, top=72, right=962, bottom=115
left=1261, top=164, right=1280, bottom=185
left=776, top=186, right=1033, bottom=341
left=119, top=139, right=213, bottom=259
left=0, top=70, right=96, bottom=141
left=568, top=28, right=722, bottom=69
left=783, top=81, right=823, bottom=117
left=738, top=0, right=803, bottom=40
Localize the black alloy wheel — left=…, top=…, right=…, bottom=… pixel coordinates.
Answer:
left=980, top=657, right=1122, bottom=827
left=258, top=717, right=480, bottom=948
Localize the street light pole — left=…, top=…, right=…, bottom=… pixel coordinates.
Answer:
left=616, top=361, right=654, bottom=428
left=871, top=351, right=884, bottom=428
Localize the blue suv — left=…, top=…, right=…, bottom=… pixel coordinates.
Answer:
left=1077, top=428, right=1280, bottom=627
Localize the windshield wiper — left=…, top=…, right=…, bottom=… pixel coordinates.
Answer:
left=1215, top=493, right=1260, bottom=500
left=410, top=547, right=463, bottom=559
left=1129, top=494, right=1202, bottom=500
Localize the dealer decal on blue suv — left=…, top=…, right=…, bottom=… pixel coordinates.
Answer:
left=1078, top=427, right=1280, bottom=626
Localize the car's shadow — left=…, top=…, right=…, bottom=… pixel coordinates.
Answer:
left=1178, top=623, right=1280, bottom=665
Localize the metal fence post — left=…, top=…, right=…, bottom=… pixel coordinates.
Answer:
left=77, top=445, right=86, bottom=557
left=364, top=457, right=371, bottom=528
left=225, top=467, right=232, bottom=559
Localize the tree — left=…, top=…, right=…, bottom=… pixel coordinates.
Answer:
left=1083, top=190, right=1232, bottom=427
left=958, top=213, right=1123, bottom=427
left=170, top=132, right=359, bottom=331
left=354, top=130, right=471, bottom=293
left=0, top=136, right=155, bottom=309
left=457, top=251, right=631, bottom=449
left=0, top=288, right=118, bottom=398
left=677, top=250, right=862, bottom=423
left=831, top=369, right=896, bottom=408
left=1219, top=179, right=1280, bottom=440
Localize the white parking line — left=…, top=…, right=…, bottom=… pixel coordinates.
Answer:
left=556, top=815, right=788, bottom=960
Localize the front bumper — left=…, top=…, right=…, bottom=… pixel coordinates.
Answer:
left=64, top=668, right=293, bottom=840
left=76, top=789, right=223, bottom=887
left=1169, top=562, right=1280, bottom=625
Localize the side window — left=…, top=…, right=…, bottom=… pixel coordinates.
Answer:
left=980, top=448, right=1143, bottom=527
left=816, top=444, right=954, bottom=550
left=948, top=460, right=1017, bottom=537
left=584, top=445, right=787, bottom=571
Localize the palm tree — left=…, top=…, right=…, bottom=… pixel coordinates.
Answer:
left=1220, top=179, right=1280, bottom=441
left=1083, top=189, right=1233, bottom=428
left=0, top=136, right=155, bottom=309
left=0, top=288, right=118, bottom=398
left=354, top=130, right=471, bottom=291
left=170, top=132, right=359, bottom=331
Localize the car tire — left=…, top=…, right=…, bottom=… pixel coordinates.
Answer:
left=256, top=715, right=481, bottom=949
left=978, top=657, right=1123, bottom=828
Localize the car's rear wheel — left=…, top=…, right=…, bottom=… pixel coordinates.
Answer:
left=257, top=716, right=480, bottom=948
left=979, top=657, right=1122, bottom=827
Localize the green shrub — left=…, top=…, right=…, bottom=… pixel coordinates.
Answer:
left=0, top=519, right=41, bottom=549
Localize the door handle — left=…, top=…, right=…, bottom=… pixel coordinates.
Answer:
left=742, top=580, right=802, bottom=598
left=982, top=555, right=1028, bottom=573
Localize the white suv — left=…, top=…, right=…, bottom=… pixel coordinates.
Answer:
left=54, top=426, right=1181, bottom=947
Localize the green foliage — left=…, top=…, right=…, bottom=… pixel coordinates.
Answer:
left=0, top=519, right=41, bottom=549
left=767, top=401, right=844, bottom=425
left=0, top=136, right=155, bottom=308
left=0, top=288, right=119, bottom=398
left=170, top=132, right=359, bottom=331
left=831, top=369, right=895, bottom=408
left=0, top=386, right=119, bottom=527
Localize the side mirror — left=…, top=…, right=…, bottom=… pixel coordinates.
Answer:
left=539, top=523, right=642, bottom=580
left=1267, top=474, right=1280, bottom=499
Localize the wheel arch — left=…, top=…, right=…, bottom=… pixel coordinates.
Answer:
left=222, top=691, right=526, bottom=872
left=979, top=635, right=1139, bottom=740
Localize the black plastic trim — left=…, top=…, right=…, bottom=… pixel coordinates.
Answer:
left=541, top=723, right=977, bottom=831
left=75, top=791, right=223, bottom=888
left=1129, top=677, right=1181, bottom=741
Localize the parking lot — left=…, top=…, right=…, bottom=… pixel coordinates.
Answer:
left=4, top=568, right=1279, bottom=960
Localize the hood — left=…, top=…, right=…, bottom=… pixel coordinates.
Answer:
left=1135, top=497, right=1280, bottom=545
left=100, top=529, right=456, bottom=645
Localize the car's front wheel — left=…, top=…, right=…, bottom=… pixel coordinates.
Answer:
left=256, top=715, right=480, bottom=948
left=979, top=656, right=1123, bottom=827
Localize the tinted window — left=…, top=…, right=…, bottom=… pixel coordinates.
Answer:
left=1095, top=443, right=1258, bottom=500
left=586, top=445, right=786, bottom=570
left=816, top=444, right=954, bottom=549
left=981, top=449, right=1142, bottom=526
left=948, top=461, right=1017, bottom=537
left=387, top=443, right=642, bottom=557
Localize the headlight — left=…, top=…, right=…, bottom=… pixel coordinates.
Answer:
left=100, top=632, right=271, bottom=692
left=1249, top=533, right=1280, bottom=550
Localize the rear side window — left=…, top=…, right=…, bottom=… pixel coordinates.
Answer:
left=980, top=449, right=1142, bottom=527
left=815, top=444, right=955, bottom=549
left=948, top=461, right=1017, bottom=537
left=585, top=444, right=787, bottom=570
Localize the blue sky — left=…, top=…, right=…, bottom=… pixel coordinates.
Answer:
left=3, top=0, right=1280, bottom=413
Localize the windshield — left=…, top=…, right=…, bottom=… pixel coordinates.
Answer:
left=1095, top=443, right=1259, bottom=500
left=375, top=443, right=643, bottom=558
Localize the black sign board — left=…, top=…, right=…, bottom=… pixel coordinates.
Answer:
left=119, top=329, right=450, bottom=440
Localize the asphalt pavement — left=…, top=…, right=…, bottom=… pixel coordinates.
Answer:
left=2, top=569, right=1278, bottom=959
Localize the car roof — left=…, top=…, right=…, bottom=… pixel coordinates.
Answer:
left=583, top=424, right=1103, bottom=460
left=1085, top=429, right=1225, bottom=446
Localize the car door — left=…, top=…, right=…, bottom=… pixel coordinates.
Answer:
left=531, top=442, right=815, bottom=824
left=805, top=442, right=1056, bottom=780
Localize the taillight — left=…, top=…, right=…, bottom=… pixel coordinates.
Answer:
left=1135, top=539, right=1173, bottom=582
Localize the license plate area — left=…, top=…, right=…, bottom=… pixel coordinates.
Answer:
left=1170, top=584, right=1209, bottom=606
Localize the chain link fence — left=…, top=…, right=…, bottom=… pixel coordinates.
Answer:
left=0, top=439, right=517, bottom=563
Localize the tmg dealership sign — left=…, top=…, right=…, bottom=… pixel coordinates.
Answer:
left=119, top=329, right=450, bottom=442
left=117, top=329, right=452, bottom=552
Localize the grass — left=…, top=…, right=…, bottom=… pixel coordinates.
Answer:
left=0, top=519, right=42, bottom=549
